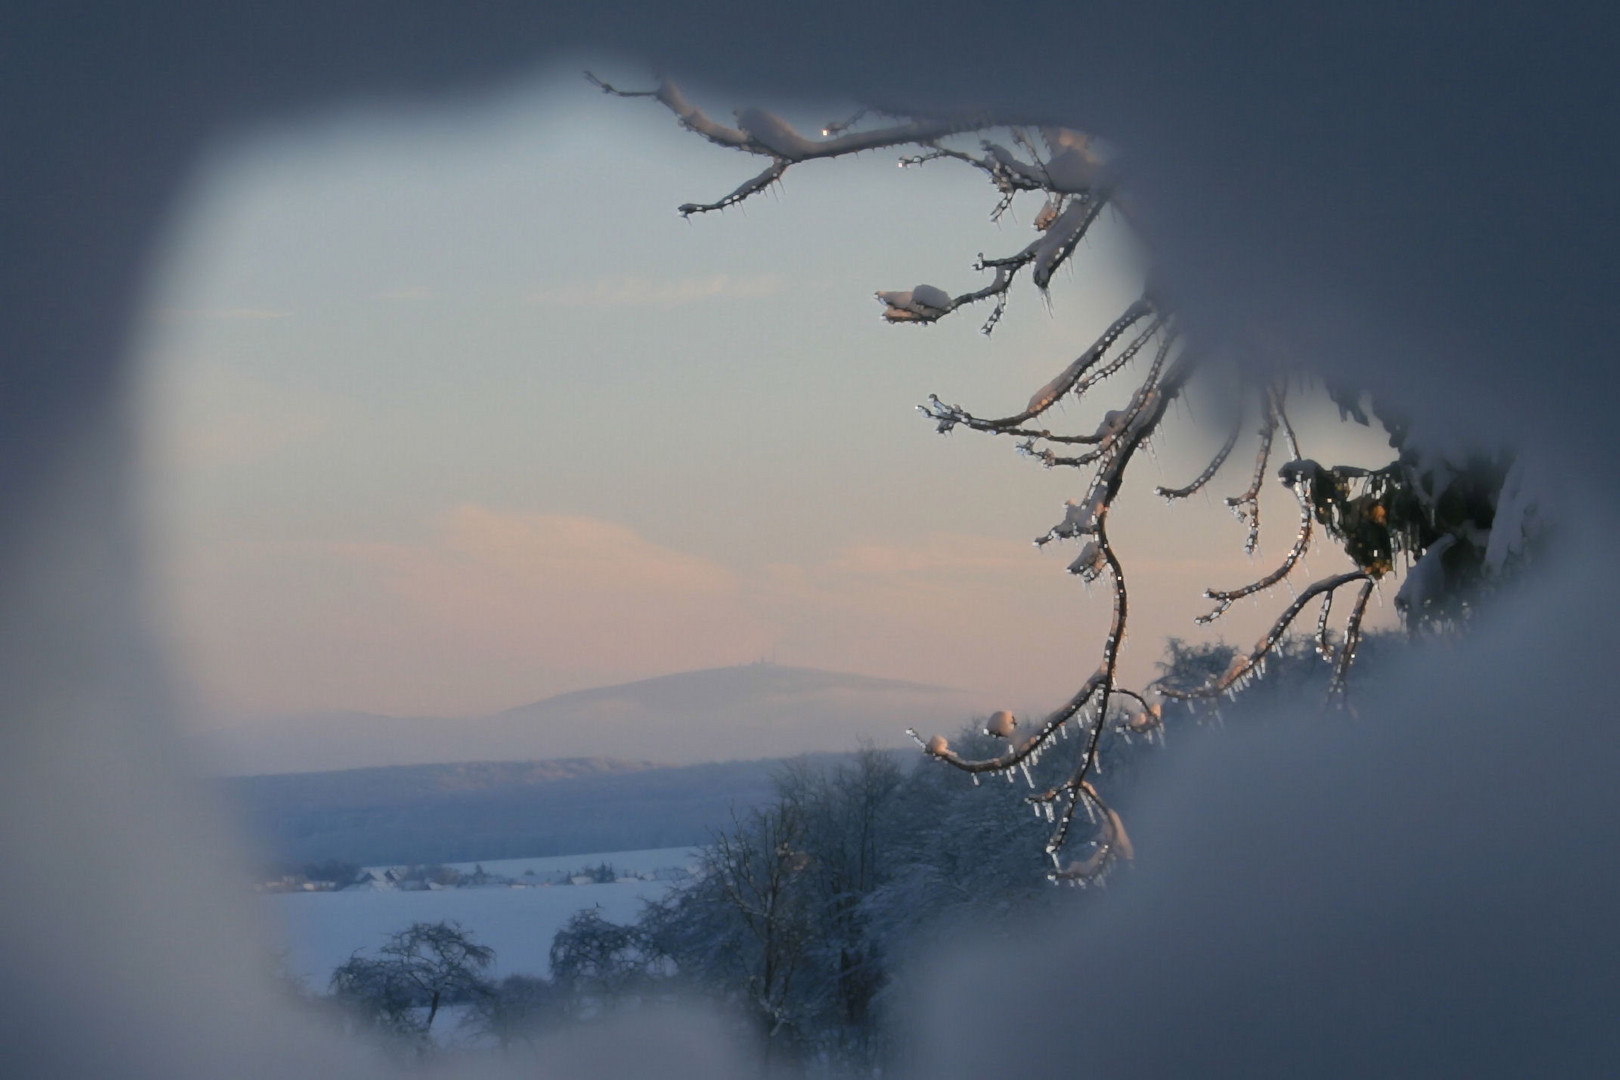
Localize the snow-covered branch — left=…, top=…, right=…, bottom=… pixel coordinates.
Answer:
left=1157, top=411, right=1241, bottom=500
left=920, top=299, right=1156, bottom=438
left=1198, top=476, right=1315, bottom=624
left=590, top=73, right=987, bottom=216
left=597, top=72, right=1119, bottom=335
left=605, top=72, right=1526, bottom=885
left=1157, top=570, right=1372, bottom=701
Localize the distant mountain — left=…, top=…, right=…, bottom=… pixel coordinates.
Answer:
left=223, top=754, right=854, bottom=867
left=193, top=663, right=981, bottom=776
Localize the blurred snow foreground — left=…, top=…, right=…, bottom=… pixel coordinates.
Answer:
left=5, top=2, right=1619, bottom=1078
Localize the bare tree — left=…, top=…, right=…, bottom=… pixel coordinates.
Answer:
left=615, top=742, right=1065, bottom=1069
left=329, top=921, right=495, bottom=1047
left=776, top=748, right=899, bottom=1056
left=462, top=974, right=556, bottom=1051
left=595, top=74, right=1525, bottom=883
left=548, top=906, right=665, bottom=1020
left=644, top=801, right=814, bottom=1066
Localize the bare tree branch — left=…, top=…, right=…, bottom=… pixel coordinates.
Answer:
left=1158, top=570, right=1372, bottom=701
left=1226, top=391, right=1278, bottom=556
left=1158, top=410, right=1241, bottom=500
left=1198, top=479, right=1315, bottom=624
left=1329, top=578, right=1377, bottom=699
left=590, top=73, right=987, bottom=215
left=920, top=299, right=1155, bottom=437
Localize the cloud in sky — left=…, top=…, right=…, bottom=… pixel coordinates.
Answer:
left=161, top=509, right=1084, bottom=719
left=160, top=496, right=1339, bottom=724
left=753, top=533, right=1078, bottom=702
left=299, top=507, right=773, bottom=716
left=526, top=272, right=784, bottom=308
left=139, top=360, right=342, bottom=473
left=824, top=533, right=1040, bottom=578
left=354, top=505, right=743, bottom=611
left=152, top=306, right=295, bottom=321
left=163, top=508, right=777, bottom=718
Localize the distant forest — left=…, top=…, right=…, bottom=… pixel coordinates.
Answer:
left=222, top=754, right=856, bottom=866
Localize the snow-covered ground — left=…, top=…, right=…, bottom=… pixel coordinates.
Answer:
left=266, top=847, right=698, bottom=989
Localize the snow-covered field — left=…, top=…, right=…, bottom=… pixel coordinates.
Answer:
left=433, top=848, right=700, bottom=881
left=266, top=847, right=698, bottom=988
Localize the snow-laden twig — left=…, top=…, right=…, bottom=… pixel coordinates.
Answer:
left=920, top=299, right=1155, bottom=438
left=1198, top=476, right=1315, bottom=623
left=1157, top=410, right=1241, bottom=500
left=1157, top=570, right=1372, bottom=701
left=590, top=74, right=989, bottom=216
left=1328, top=578, right=1377, bottom=700
left=1225, top=390, right=1278, bottom=555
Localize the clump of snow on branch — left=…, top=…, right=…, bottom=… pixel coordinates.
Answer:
left=877, top=285, right=954, bottom=323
